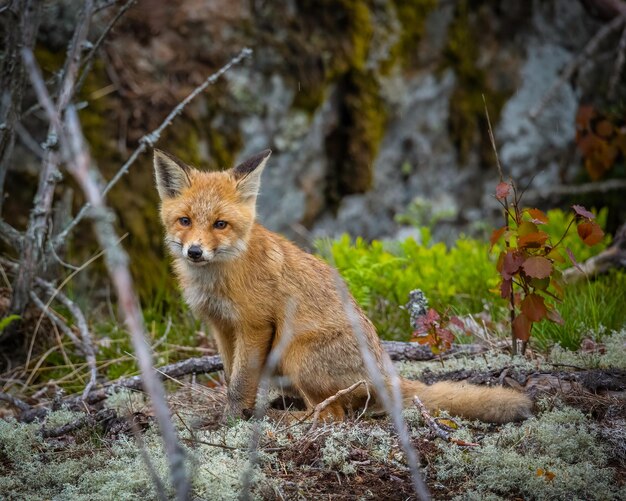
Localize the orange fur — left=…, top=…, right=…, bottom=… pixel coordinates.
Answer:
left=154, top=149, right=533, bottom=423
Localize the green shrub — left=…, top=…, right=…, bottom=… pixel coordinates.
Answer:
left=317, top=209, right=611, bottom=343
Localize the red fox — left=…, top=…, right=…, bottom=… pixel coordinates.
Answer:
left=154, top=148, right=533, bottom=423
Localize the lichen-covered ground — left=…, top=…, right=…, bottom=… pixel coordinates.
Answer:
left=1, top=331, right=625, bottom=500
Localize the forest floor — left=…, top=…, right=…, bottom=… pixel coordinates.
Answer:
left=1, top=330, right=625, bottom=500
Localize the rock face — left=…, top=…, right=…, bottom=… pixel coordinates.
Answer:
left=9, top=0, right=621, bottom=294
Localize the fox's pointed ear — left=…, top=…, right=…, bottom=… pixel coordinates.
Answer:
left=232, top=149, right=271, bottom=201
left=153, top=149, right=192, bottom=199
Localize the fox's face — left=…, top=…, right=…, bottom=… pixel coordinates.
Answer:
left=154, top=149, right=271, bottom=265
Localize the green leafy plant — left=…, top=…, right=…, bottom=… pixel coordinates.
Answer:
left=490, top=179, right=605, bottom=354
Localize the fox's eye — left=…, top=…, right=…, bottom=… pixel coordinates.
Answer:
left=214, top=220, right=228, bottom=230
left=179, top=217, right=191, bottom=227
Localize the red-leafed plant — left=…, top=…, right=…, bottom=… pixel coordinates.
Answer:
left=490, top=180, right=604, bottom=355
left=411, top=308, right=464, bottom=363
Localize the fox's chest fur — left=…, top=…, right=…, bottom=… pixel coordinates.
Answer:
left=176, top=262, right=240, bottom=324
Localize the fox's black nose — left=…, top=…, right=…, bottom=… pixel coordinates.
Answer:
left=187, top=245, right=203, bottom=260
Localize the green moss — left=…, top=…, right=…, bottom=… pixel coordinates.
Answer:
left=389, top=0, right=439, bottom=68
left=443, top=0, right=513, bottom=165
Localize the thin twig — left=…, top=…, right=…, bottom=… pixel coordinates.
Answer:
left=9, top=0, right=94, bottom=317
left=34, top=278, right=98, bottom=399
left=530, top=14, right=626, bottom=119
left=483, top=96, right=517, bottom=356
left=41, top=408, right=114, bottom=438
left=334, top=273, right=431, bottom=501
left=25, top=51, right=190, bottom=499
left=75, top=0, right=136, bottom=94
left=240, top=300, right=297, bottom=501
left=309, top=380, right=367, bottom=433
left=482, top=94, right=503, bottom=182
left=51, top=47, right=253, bottom=251
left=0, top=220, right=22, bottom=249
left=0, top=390, right=31, bottom=411
left=412, top=396, right=479, bottom=447
left=609, top=22, right=626, bottom=98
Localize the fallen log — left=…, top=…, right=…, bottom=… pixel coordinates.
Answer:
left=17, top=342, right=486, bottom=422
left=563, top=222, right=626, bottom=283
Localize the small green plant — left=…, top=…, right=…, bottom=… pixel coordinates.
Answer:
left=490, top=179, right=605, bottom=354
left=0, top=314, right=20, bottom=332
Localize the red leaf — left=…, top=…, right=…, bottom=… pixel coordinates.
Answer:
left=496, top=182, right=511, bottom=200
left=449, top=316, right=464, bottom=329
left=572, top=205, right=595, bottom=220
left=577, top=221, right=604, bottom=246
left=521, top=293, right=548, bottom=322
left=565, top=247, right=583, bottom=272
left=502, top=251, right=525, bottom=279
left=425, top=308, right=440, bottom=323
left=547, top=308, right=565, bottom=325
left=512, top=313, right=532, bottom=341
left=490, top=227, right=506, bottom=249
left=500, top=278, right=512, bottom=299
left=518, top=231, right=549, bottom=248
left=522, top=256, right=553, bottom=279
left=526, top=208, right=548, bottom=224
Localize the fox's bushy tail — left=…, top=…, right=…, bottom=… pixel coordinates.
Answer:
left=400, top=378, right=533, bottom=423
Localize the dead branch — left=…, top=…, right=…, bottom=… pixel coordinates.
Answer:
left=41, top=408, right=115, bottom=438
left=241, top=300, right=297, bottom=501
left=382, top=340, right=486, bottom=361
left=0, top=0, right=42, bottom=216
left=9, top=0, right=95, bottom=318
left=51, top=47, right=253, bottom=252
left=0, top=220, right=22, bottom=250
left=530, top=13, right=626, bottom=119
left=24, top=50, right=190, bottom=500
left=0, top=390, right=31, bottom=411
left=75, top=0, right=137, bottom=94
left=563, top=222, right=626, bottom=282
left=309, top=380, right=367, bottom=432
left=608, top=21, right=626, bottom=98
left=33, top=277, right=98, bottom=398
left=523, top=178, right=626, bottom=202
left=335, top=274, right=431, bottom=501
left=412, top=396, right=479, bottom=447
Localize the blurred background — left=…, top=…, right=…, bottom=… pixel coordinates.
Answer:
left=2, top=0, right=625, bottom=313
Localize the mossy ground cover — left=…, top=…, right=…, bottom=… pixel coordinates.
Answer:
left=1, top=331, right=625, bottom=500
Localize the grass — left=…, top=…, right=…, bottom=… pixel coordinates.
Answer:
left=531, top=271, right=626, bottom=352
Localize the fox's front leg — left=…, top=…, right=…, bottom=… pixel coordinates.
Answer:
left=223, top=329, right=273, bottom=420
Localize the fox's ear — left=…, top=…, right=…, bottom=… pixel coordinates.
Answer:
left=232, top=149, right=271, bottom=201
left=153, top=149, right=191, bottom=199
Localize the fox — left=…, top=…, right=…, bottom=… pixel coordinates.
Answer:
left=154, top=148, right=533, bottom=423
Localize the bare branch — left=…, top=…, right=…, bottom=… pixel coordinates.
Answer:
left=609, top=22, right=626, bottom=98
left=0, top=219, right=22, bottom=249
left=41, top=408, right=115, bottom=438
left=0, top=0, right=42, bottom=216
left=413, top=396, right=479, bottom=447
left=33, top=277, right=99, bottom=399
left=309, top=380, right=367, bottom=432
left=75, top=0, right=137, bottom=94
left=9, top=0, right=95, bottom=317
left=52, top=47, right=253, bottom=251
left=334, top=273, right=431, bottom=501
left=0, top=391, right=31, bottom=412
left=530, top=14, right=626, bottom=119
left=240, top=300, right=297, bottom=501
